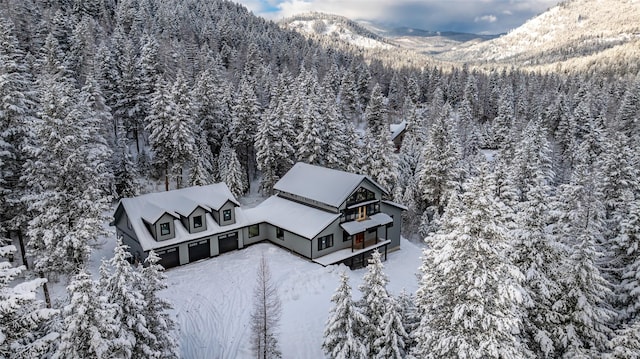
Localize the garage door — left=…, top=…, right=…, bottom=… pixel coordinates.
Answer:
left=219, top=232, right=238, bottom=254
left=188, top=239, right=210, bottom=263
left=156, top=247, right=180, bottom=269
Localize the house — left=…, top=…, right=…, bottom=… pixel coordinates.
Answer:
left=390, top=120, right=407, bottom=151
left=112, top=163, right=406, bottom=269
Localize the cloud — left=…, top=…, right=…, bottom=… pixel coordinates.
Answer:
left=235, top=0, right=564, bottom=34
left=475, top=15, right=498, bottom=23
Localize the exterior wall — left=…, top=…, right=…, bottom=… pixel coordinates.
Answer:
left=178, top=242, right=189, bottom=265
left=264, top=225, right=311, bottom=258
left=154, top=213, right=176, bottom=241
left=218, top=201, right=236, bottom=226
left=188, top=207, right=208, bottom=234
left=380, top=203, right=403, bottom=249
left=243, top=223, right=268, bottom=246
left=311, top=219, right=344, bottom=259
left=210, top=235, right=220, bottom=256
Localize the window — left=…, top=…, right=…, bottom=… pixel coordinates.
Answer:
left=318, top=234, right=334, bottom=251
left=223, top=209, right=232, bottom=222
left=249, top=224, right=260, bottom=238
left=160, top=222, right=170, bottom=236
left=276, top=227, right=284, bottom=240
left=346, top=187, right=376, bottom=206
left=193, top=215, right=203, bottom=228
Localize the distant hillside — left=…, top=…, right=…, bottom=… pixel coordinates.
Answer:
left=279, top=13, right=393, bottom=49
left=437, top=0, right=640, bottom=74
left=359, top=22, right=499, bottom=55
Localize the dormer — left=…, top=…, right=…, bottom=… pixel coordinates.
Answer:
left=177, top=205, right=209, bottom=234
left=141, top=203, right=178, bottom=241
left=211, top=200, right=237, bottom=226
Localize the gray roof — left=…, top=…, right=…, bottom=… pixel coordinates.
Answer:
left=118, top=184, right=244, bottom=251
left=273, top=162, right=387, bottom=208
left=245, top=195, right=340, bottom=239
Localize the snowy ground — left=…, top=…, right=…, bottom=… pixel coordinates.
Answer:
left=88, top=234, right=423, bottom=358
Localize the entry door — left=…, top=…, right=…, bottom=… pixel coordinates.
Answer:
left=355, top=233, right=364, bottom=245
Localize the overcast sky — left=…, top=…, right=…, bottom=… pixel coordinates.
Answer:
left=235, top=0, right=563, bottom=34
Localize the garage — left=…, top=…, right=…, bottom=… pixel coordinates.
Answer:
left=156, top=247, right=180, bottom=269
left=218, top=232, right=239, bottom=254
left=188, top=239, right=210, bottom=262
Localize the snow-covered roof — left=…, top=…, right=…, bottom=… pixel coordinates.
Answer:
left=340, top=213, right=393, bottom=236
left=118, top=184, right=245, bottom=251
left=390, top=120, right=407, bottom=141
left=273, top=162, right=386, bottom=208
left=246, top=195, right=340, bottom=239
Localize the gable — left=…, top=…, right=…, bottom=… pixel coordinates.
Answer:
left=273, top=162, right=388, bottom=209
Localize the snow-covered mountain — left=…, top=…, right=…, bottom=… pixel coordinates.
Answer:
left=280, top=13, right=496, bottom=55
left=437, top=0, right=640, bottom=72
left=279, top=13, right=393, bottom=49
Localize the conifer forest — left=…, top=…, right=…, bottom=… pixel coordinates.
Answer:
left=1, top=0, right=639, bottom=357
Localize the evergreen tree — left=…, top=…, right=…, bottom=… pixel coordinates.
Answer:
left=218, top=137, right=246, bottom=198
left=100, top=239, right=152, bottom=359
left=617, top=200, right=640, bottom=322
left=552, top=151, right=616, bottom=356
left=167, top=71, right=197, bottom=189
left=414, top=165, right=529, bottom=359
left=230, top=75, right=260, bottom=186
left=322, top=271, right=368, bottom=359
left=374, top=299, right=409, bottom=359
left=608, top=319, right=640, bottom=359
left=189, top=131, right=215, bottom=187
left=418, top=103, right=461, bottom=219
left=54, top=269, right=118, bottom=359
left=139, top=251, right=180, bottom=359
left=0, top=17, right=34, bottom=247
left=0, top=244, right=57, bottom=359
left=146, top=79, right=174, bottom=190
left=364, top=84, right=387, bottom=136
left=113, top=122, right=140, bottom=199
left=24, top=51, right=111, bottom=277
left=256, top=74, right=296, bottom=193
left=358, top=250, right=395, bottom=357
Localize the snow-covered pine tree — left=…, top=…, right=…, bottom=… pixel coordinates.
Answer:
left=0, top=244, right=58, bottom=359
left=617, top=199, right=640, bottom=323
left=230, top=75, right=260, bottom=187
left=100, top=239, right=152, bottom=359
left=510, top=127, right=567, bottom=357
left=256, top=74, right=296, bottom=194
left=250, top=255, right=282, bottom=359
left=168, top=71, right=197, bottom=189
left=413, top=164, right=529, bottom=359
left=322, top=271, right=368, bottom=359
left=418, top=102, right=461, bottom=220
left=364, top=84, right=387, bottom=136
left=138, top=251, right=180, bottom=359
left=113, top=121, right=140, bottom=199
left=396, top=289, right=419, bottom=352
left=189, top=130, right=215, bottom=187
left=358, top=249, right=406, bottom=357
left=54, top=269, right=118, bottom=359
left=295, top=75, right=326, bottom=166
left=608, top=319, right=640, bottom=359
left=218, top=137, right=246, bottom=198
left=24, top=38, right=111, bottom=277
left=551, top=148, right=616, bottom=357
left=146, top=78, right=175, bottom=191
left=113, top=36, right=144, bottom=153
left=0, top=17, right=34, bottom=253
